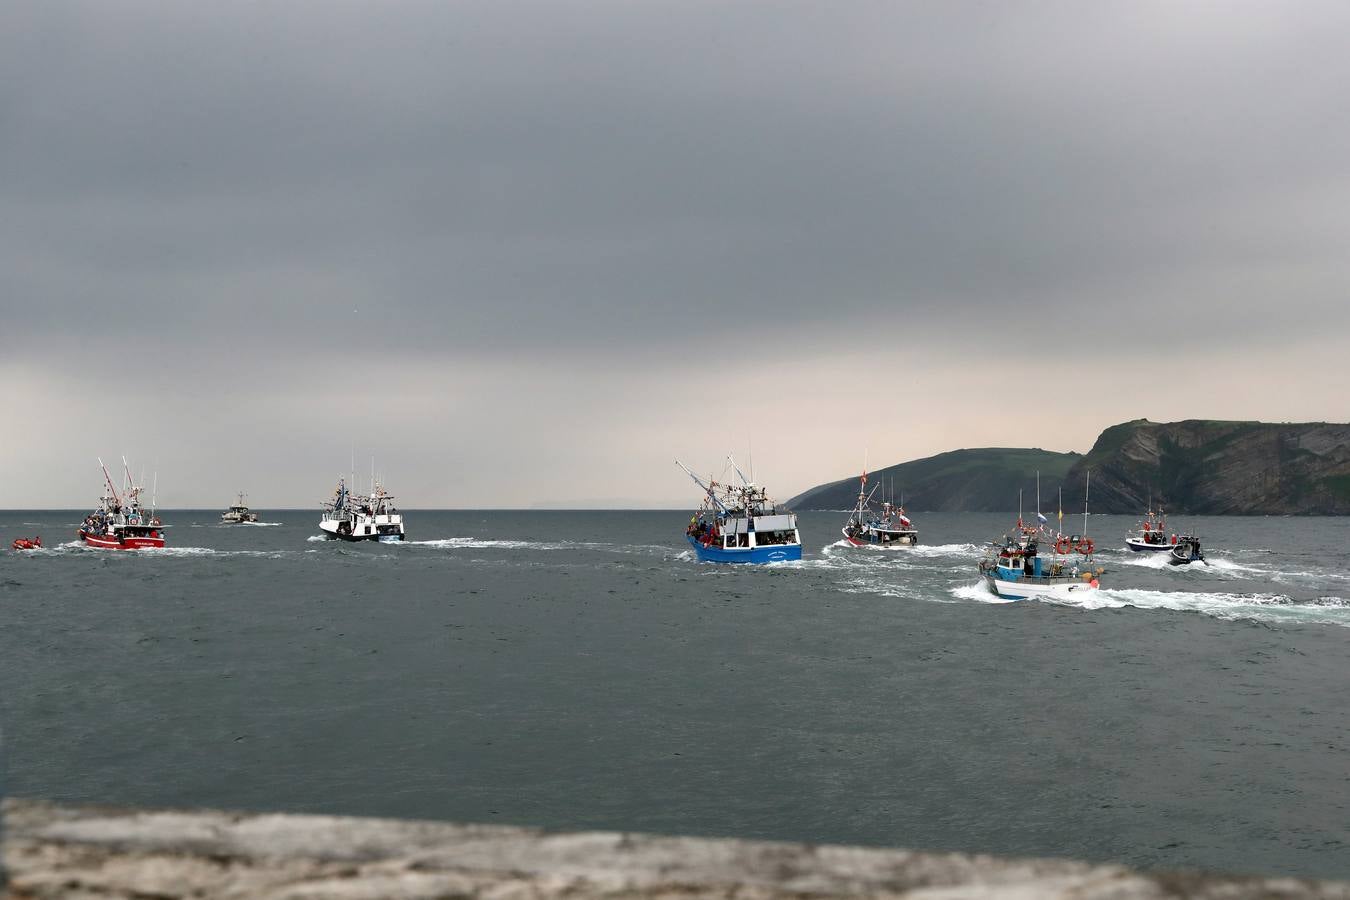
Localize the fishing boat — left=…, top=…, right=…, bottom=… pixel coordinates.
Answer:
left=677, top=458, right=801, bottom=563
left=319, top=477, right=405, bottom=542
left=77, top=458, right=166, bottom=550
left=1125, top=504, right=1172, bottom=552
left=841, top=469, right=918, bottom=548
left=221, top=492, right=259, bottom=524
left=1168, top=533, right=1206, bottom=566
left=977, top=473, right=1103, bottom=600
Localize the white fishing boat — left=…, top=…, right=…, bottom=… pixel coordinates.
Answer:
left=221, top=492, right=259, bottom=524
left=978, top=473, right=1103, bottom=600
left=677, top=457, right=801, bottom=563
left=319, top=477, right=405, bottom=542
left=1125, top=503, right=1172, bottom=552
left=840, top=468, right=917, bottom=548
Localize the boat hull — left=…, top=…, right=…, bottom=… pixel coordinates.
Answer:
left=320, top=530, right=405, bottom=543
left=841, top=528, right=918, bottom=548
left=318, top=518, right=404, bottom=542
left=1125, top=537, right=1171, bottom=552
left=982, top=573, right=1099, bottom=601
left=687, top=535, right=801, bottom=564
left=78, top=530, right=165, bottom=550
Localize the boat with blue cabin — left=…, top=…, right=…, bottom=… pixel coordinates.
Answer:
left=677, top=458, right=802, bottom=563
left=978, top=527, right=1101, bottom=600
left=977, top=473, right=1103, bottom=600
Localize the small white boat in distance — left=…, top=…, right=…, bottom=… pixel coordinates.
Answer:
left=320, top=478, right=405, bottom=542
left=221, top=492, right=259, bottom=524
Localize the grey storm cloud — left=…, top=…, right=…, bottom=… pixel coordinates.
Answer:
left=8, top=0, right=1350, bottom=356
left=4, top=1, right=1350, bottom=506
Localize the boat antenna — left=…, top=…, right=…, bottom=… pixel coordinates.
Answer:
left=1036, top=470, right=1041, bottom=525
left=152, top=469, right=159, bottom=517
left=1018, top=488, right=1023, bottom=527
left=728, top=454, right=752, bottom=488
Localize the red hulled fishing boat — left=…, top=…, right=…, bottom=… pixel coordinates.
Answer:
left=77, top=457, right=166, bottom=550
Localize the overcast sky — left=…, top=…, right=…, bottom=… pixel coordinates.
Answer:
left=4, top=1, right=1349, bottom=508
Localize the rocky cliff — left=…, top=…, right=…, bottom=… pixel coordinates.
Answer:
left=1060, top=419, right=1350, bottom=514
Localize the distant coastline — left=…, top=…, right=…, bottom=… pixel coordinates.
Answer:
left=788, top=419, right=1350, bottom=515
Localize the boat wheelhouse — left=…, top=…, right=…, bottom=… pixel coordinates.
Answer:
left=77, top=457, right=166, bottom=550
left=677, top=458, right=802, bottom=563
left=841, top=469, right=917, bottom=548
left=319, top=478, right=405, bottom=542
left=221, top=492, right=259, bottom=524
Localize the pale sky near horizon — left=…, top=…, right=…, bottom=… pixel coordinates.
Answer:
left=4, top=1, right=1349, bottom=508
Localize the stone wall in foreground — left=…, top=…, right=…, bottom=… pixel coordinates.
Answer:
left=4, top=798, right=1349, bottom=899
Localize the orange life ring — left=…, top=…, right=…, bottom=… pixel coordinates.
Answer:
left=1054, top=537, right=1071, bottom=555
left=1077, top=537, right=1095, bottom=555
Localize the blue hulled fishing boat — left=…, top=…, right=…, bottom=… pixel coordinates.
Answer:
left=677, top=458, right=802, bottom=563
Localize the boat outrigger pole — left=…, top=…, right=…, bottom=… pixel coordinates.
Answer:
left=675, top=460, right=729, bottom=514
left=97, top=457, right=122, bottom=507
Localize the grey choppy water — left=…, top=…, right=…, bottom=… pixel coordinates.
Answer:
left=1, top=509, right=1348, bottom=879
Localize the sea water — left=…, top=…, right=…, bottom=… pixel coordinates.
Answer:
left=1, top=510, right=1347, bottom=878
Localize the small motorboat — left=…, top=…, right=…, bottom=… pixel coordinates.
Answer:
left=11, top=536, right=42, bottom=550
left=1168, top=534, right=1206, bottom=566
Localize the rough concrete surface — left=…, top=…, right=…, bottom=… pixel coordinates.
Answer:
left=4, top=798, right=1348, bottom=899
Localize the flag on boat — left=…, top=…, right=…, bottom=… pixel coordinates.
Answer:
left=898, top=514, right=911, bottom=527
left=1037, top=512, right=1048, bottom=524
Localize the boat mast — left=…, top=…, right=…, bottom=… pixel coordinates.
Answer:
left=1083, top=469, right=1091, bottom=537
